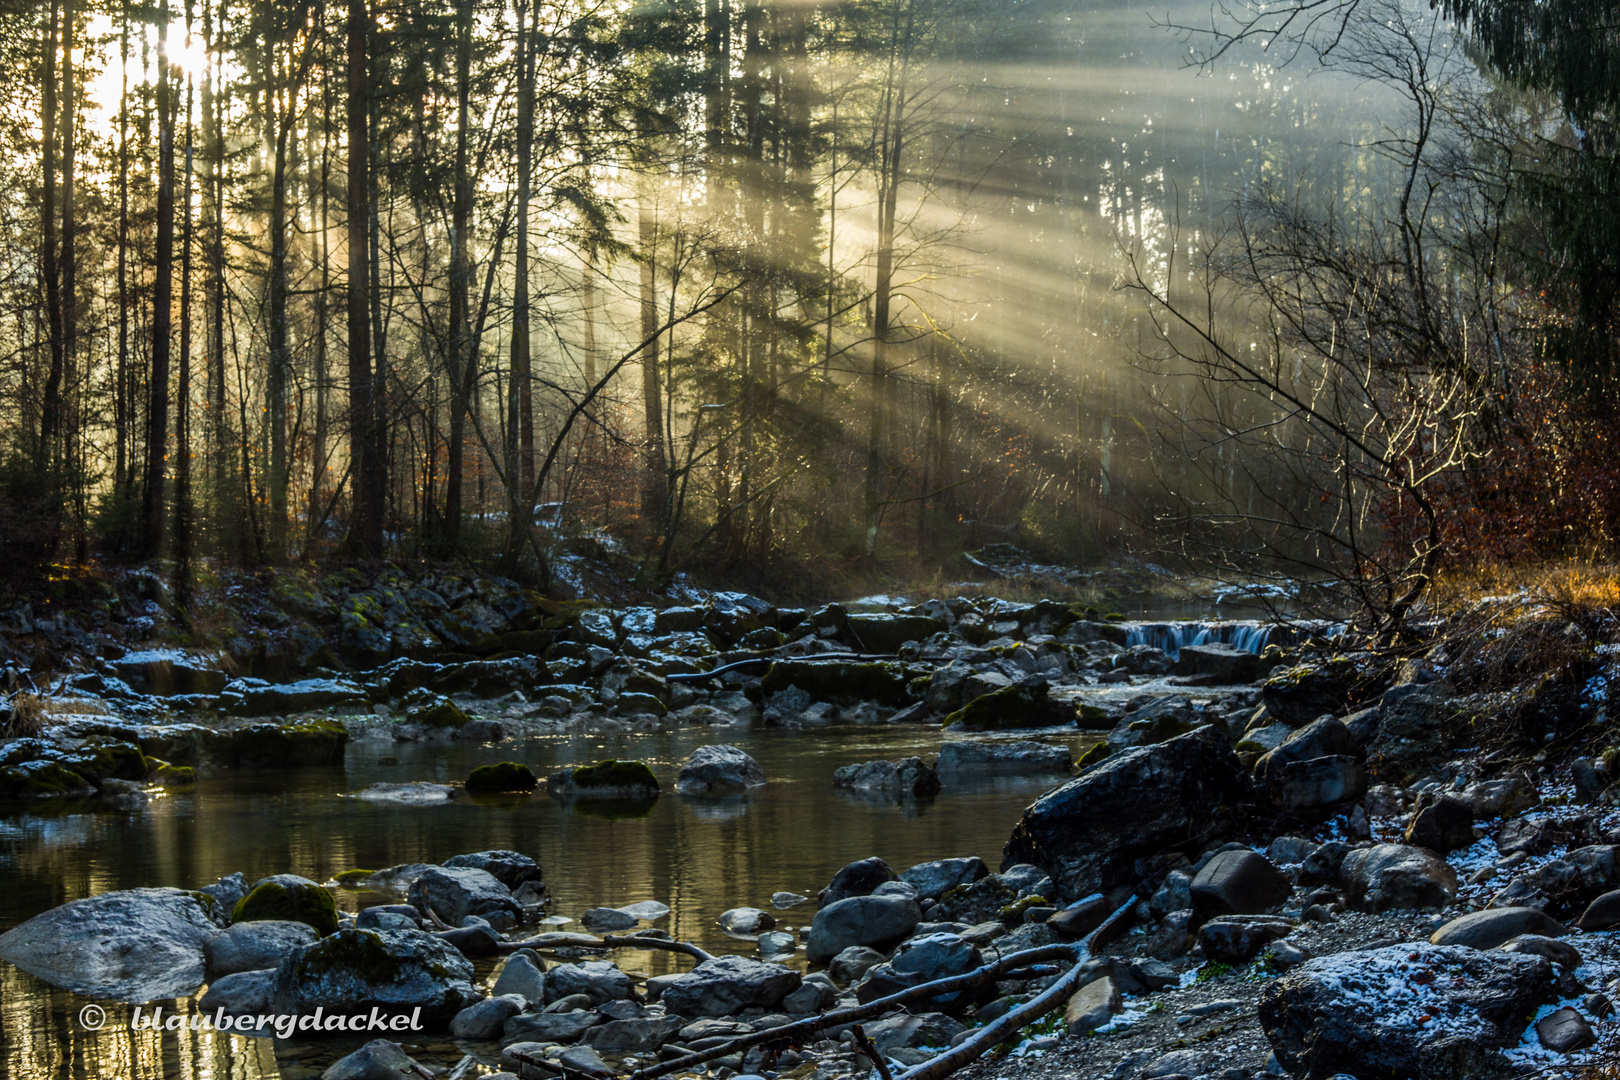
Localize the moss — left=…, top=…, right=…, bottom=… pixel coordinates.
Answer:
left=997, top=894, right=1050, bottom=924
left=334, top=869, right=376, bottom=886
left=233, top=718, right=348, bottom=767
left=60, top=739, right=148, bottom=782
left=232, top=879, right=341, bottom=935
left=572, top=759, right=659, bottom=790
left=943, top=681, right=1067, bottom=731
left=466, top=761, right=538, bottom=793
left=292, top=928, right=403, bottom=984
left=0, top=761, right=92, bottom=799
left=408, top=696, right=470, bottom=729
left=1075, top=741, right=1109, bottom=770
left=152, top=763, right=196, bottom=786
left=760, top=660, right=914, bottom=707
left=1075, top=703, right=1111, bottom=730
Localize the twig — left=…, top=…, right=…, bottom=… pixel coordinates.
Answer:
left=496, top=931, right=606, bottom=952
left=851, top=1024, right=895, bottom=1080
left=420, top=901, right=453, bottom=931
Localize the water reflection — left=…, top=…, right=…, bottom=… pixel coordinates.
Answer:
left=0, top=722, right=1082, bottom=1078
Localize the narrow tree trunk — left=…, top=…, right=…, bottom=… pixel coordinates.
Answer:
left=206, top=0, right=227, bottom=509
left=346, top=0, right=381, bottom=556
left=309, top=86, right=332, bottom=550
left=116, top=11, right=130, bottom=501
left=39, top=0, right=64, bottom=469
left=505, top=0, right=535, bottom=567
left=176, top=56, right=195, bottom=583
left=443, top=0, right=474, bottom=551
left=267, top=79, right=297, bottom=559
left=59, top=0, right=79, bottom=553
left=144, top=0, right=177, bottom=558
left=638, top=189, right=666, bottom=525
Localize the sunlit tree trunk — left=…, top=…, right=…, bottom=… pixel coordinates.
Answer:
left=504, top=0, right=535, bottom=569
left=117, top=10, right=131, bottom=503
left=176, top=41, right=196, bottom=584
left=205, top=0, right=227, bottom=513
left=443, top=0, right=475, bottom=551
left=39, top=0, right=64, bottom=473
left=638, top=178, right=666, bottom=526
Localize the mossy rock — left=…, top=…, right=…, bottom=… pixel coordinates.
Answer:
left=0, top=760, right=94, bottom=800
left=232, top=877, right=340, bottom=935
left=549, top=759, right=660, bottom=799
left=407, top=696, right=471, bottom=729
left=59, top=739, right=149, bottom=782
left=998, top=894, right=1050, bottom=924
left=287, top=926, right=402, bottom=984
left=152, top=763, right=196, bottom=786
left=936, top=875, right=1019, bottom=924
left=495, top=629, right=552, bottom=655
left=466, top=761, right=538, bottom=793
left=271, top=569, right=338, bottom=622
left=532, top=595, right=598, bottom=630
left=942, top=679, right=1072, bottom=731
left=233, top=718, right=348, bottom=768
left=334, top=869, right=376, bottom=887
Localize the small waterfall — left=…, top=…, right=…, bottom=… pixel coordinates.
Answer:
left=1122, top=619, right=1344, bottom=659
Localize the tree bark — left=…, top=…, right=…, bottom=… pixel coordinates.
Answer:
left=346, top=0, right=381, bottom=556
left=144, top=0, right=177, bottom=558
left=443, top=0, right=475, bottom=551
left=638, top=187, right=666, bottom=525
left=505, top=0, right=535, bottom=569
left=176, top=51, right=195, bottom=580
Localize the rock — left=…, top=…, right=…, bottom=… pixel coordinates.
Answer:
left=1141, top=1050, right=1219, bottom=1079
left=1267, top=940, right=1311, bottom=970
left=273, top=928, right=483, bottom=1026
left=760, top=659, right=914, bottom=708
left=199, top=872, right=250, bottom=914
left=544, top=960, right=634, bottom=1006
left=1498, top=934, right=1582, bottom=969
left=1258, top=943, right=1555, bottom=1079
left=719, top=908, right=776, bottom=935
left=234, top=875, right=339, bottom=935
left=1047, top=895, right=1111, bottom=938
left=547, top=760, right=660, bottom=798
left=757, top=930, right=795, bottom=956
left=503, top=1009, right=602, bottom=1043
left=1576, top=888, right=1620, bottom=930
left=0, top=887, right=222, bottom=1001
left=771, top=891, right=810, bottom=909
left=492, top=954, right=547, bottom=1004
left=1150, top=870, right=1194, bottom=918
left=1105, top=695, right=1205, bottom=752
left=1537, top=1006, right=1596, bottom=1053
left=1190, top=850, right=1291, bottom=917
left=1371, top=685, right=1452, bottom=772
left=1462, top=776, right=1539, bottom=819
left=1174, top=643, right=1260, bottom=683
left=582, top=1015, right=686, bottom=1052
left=661, top=956, right=802, bottom=1017
left=1001, top=725, right=1251, bottom=902
left=704, top=592, right=777, bottom=644
left=819, top=857, right=898, bottom=906
left=935, top=740, right=1072, bottom=777
left=1404, top=793, right=1476, bottom=853
left=1497, top=817, right=1559, bottom=856
left=199, top=968, right=276, bottom=1025
left=783, top=973, right=838, bottom=1014
left=942, top=675, right=1074, bottom=731
left=1301, top=840, right=1350, bottom=885
left=1429, top=907, right=1566, bottom=950
left=458, top=718, right=508, bottom=742
left=582, top=907, right=639, bottom=930
left=675, top=745, right=767, bottom=795
left=443, top=850, right=543, bottom=889
left=1065, top=976, right=1121, bottom=1034
left=436, top=924, right=501, bottom=957
left=863, top=1012, right=967, bottom=1064
left=557, top=1045, right=615, bottom=1077
left=322, top=1038, right=425, bottom=1080
left=1147, top=909, right=1197, bottom=959
left=1261, top=663, right=1352, bottom=724
left=857, top=932, right=983, bottom=1010
left=354, top=782, right=457, bottom=804
left=806, top=895, right=923, bottom=963
left=466, top=762, right=538, bottom=793
left=206, top=919, right=319, bottom=979
left=900, top=857, right=990, bottom=901
left=1197, top=916, right=1295, bottom=964
left=832, top=757, right=941, bottom=796
left=1253, top=717, right=1365, bottom=816
left=828, top=945, right=887, bottom=985
left=451, top=994, right=527, bottom=1039
left=408, top=866, right=521, bottom=926
left=1340, top=844, right=1458, bottom=912
left=113, top=650, right=229, bottom=696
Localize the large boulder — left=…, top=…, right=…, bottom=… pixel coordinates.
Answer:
left=942, top=676, right=1074, bottom=731
left=273, top=928, right=483, bottom=1026
left=1258, top=943, right=1556, bottom=1079
left=1198, top=915, right=1295, bottom=964
left=1404, top=793, right=1478, bottom=854
left=544, top=960, right=635, bottom=1005
left=934, top=740, right=1072, bottom=774
left=806, top=895, right=923, bottom=963
left=442, top=850, right=543, bottom=890
left=1371, top=685, right=1454, bottom=774
left=234, top=875, right=339, bottom=935
left=407, top=866, right=521, bottom=926
left=114, top=651, right=229, bottom=696
left=660, top=956, right=802, bottom=1017
left=547, top=760, right=660, bottom=799
left=819, top=857, right=897, bottom=906
left=1261, top=663, right=1352, bottom=724
left=1253, top=717, right=1366, bottom=817
left=856, top=933, right=984, bottom=1010
left=675, top=745, right=767, bottom=796
left=1340, top=844, right=1459, bottom=912
left=833, top=757, right=941, bottom=796
left=1190, top=850, right=1291, bottom=917
left=1001, top=726, right=1251, bottom=901
left=322, top=1038, right=427, bottom=1080
left=1430, top=907, right=1567, bottom=950
left=0, top=887, right=222, bottom=1001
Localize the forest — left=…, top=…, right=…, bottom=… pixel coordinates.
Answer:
left=1, top=0, right=1617, bottom=617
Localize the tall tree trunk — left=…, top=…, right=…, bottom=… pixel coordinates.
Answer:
left=309, top=86, right=331, bottom=550
left=346, top=0, right=381, bottom=556
left=176, top=49, right=195, bottom=584
left=144, top=0, right=177, bottom=558
left=443, top=0, right=474, bottom=551
left=59, top=0, right=79, bottom=553
left=267, top=78, right=297, bottom=559
left=505, top=0, right=534, bottom=567
left=116, top=10, right=130, bottom=501
left=206, top=0, right=227, bottom=510
left=39, top=0, right=63, bottom=470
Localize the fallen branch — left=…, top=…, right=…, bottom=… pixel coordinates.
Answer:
left=497, top=932, right=607, bottom=952
left=851, top=1024, right=895, bottom=1080
left=601, top=934, right=716, bottom=963
left=891, top=899, right=1136, bottom=1080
